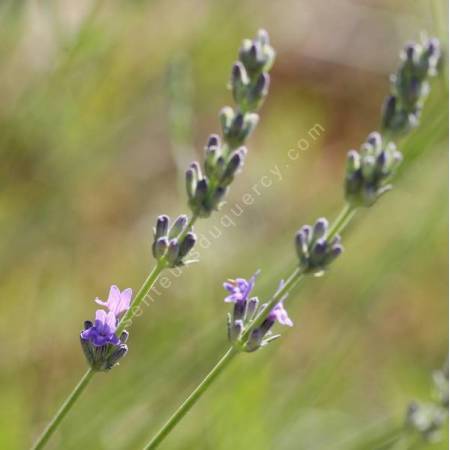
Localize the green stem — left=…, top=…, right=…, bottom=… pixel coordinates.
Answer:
left=141, top=203, right=359, bottom=448
left=116, top=260, right=167, bottom=334
left=31, top=369, right=95, bottom=450
left=326, top=203, right=357, bottom=240
left=143, top=347, right=238, bottom=450
left=31, top=214, right=200, bottom=450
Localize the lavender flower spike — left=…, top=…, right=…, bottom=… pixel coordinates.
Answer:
left=95, top=285, right=132, bottom=318
left=224, top=272, right=293, bottom=352
left=80, top=287, right=131, bottom=371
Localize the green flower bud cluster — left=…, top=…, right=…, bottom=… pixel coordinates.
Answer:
left=382, top=37, right=440, bottom=135
left=186, top=30, right=275, bottom=218
left=295, top=218, right=343, bottom=275
left=152, top=215, right=196, bottom=267
left=345, top=132, right=402, bottom=207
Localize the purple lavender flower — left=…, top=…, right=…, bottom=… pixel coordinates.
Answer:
left=95, top=285, right=132, bottom=318
left=223, top=272, right=258, bottom=303
left=268, top=301, right=293, bottom=327
left=80, top=287, right=131, bottom=371
left=224, top=272, right=293, bottom=352
left=81, top=310, right=120, bottom=347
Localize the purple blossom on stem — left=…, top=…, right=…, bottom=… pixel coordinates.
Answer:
left=224, top=272, right=293, bottom=352
left=95, top=285, right=132, bottom=318
left=81, top=310, right=120, bottom=347
left=268, top=301, right=293, bottom=327
left=223, top=272, right=258, bottom=303
left=268, top=280, right=293, bottom=327
left=80, top=285, right=131, bottom=371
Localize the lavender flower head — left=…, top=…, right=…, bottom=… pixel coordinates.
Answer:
left=382, top=37, right=440, bottom=135
left=80, top=285, right=131, bottom=371
left=345, top=132, right=403, bottom=207
left=151, top=214, right=197, bottom=267
left=295, top=218, right=344, bottom=275
left=224, top=273, right=293, bottom=352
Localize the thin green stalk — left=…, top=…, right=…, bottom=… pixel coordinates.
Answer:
left=31, top=215, right=200, bottom=450
left=31, top=369, right=95, bottom=450
left=141, top=203, right=361, bottom=448
left=116, top=259, right=167, bottom=334
left=327, top=203, right=357, bottom=240
left=143, top=347, right=238, bottom=450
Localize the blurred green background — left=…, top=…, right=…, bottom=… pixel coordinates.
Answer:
left=0, top=0, right=448, bottom=449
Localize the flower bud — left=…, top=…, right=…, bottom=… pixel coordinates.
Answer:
left=168, top=215, right=188, bottom=239
left=166, top=239, right=180, bottom=266
left=312, top=218, right=328, bottom=240
left=177, top=232, right=197, bottom=261
left=231, top=61, right=249, bottom=105
left=154, top=215, right=169, bottom=240
left=152, top=236, right=168, bottom=259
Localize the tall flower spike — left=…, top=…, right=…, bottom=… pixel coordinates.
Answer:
left=295, top=218, right=344, bottom=275
left=382, top=37, right=440, bottom=135
left=186, top=30, right=275, bottom=218
left=224, top=274, right=292, bottom=352
left=151, top=214, right=197, bottom=267
left=345, top=131, right=403, bottom=207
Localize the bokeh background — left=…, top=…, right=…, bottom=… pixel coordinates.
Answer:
left=1, top=0, right=448, bottom=449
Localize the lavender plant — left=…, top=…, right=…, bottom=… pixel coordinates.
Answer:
left=31, top=30, right=275, bottom=450
left=405, top=362, right=449, bottom=443
left=382, top=37, right=441, bottom=136
left=141, top=36, right=441, bottom=450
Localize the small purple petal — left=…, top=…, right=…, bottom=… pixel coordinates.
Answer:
left=269, top=301, right=293, bottom=327
left=223, top=271, right=259, bottom=303
left=95, top=285, right=132, bottom=317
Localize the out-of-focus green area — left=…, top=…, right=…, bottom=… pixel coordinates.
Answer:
left=0, top=1, right=448, bottom=449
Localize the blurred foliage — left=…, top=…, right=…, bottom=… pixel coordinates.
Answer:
left=0, top=1, right=448, bottom=449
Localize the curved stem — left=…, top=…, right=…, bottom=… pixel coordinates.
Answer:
left=31, top=214, right=200, bottom=450
left=31, top=369, right=95, bottom=450
left=143, top=347, right=238, bottom=450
